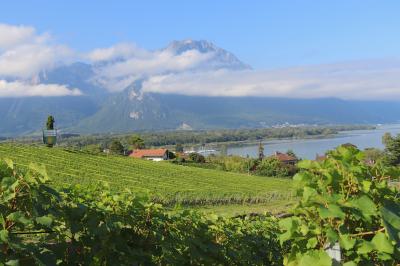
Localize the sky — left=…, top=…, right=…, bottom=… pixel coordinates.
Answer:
left=1, top=1, right=400, bottom=99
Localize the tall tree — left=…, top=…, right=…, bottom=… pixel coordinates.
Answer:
left=109, top=140, right=124, bottom=155
left=46, top=115, right=55, bottom=130
left=258, top=142, right=264, bottom=161
left=382, top=133, right=400, bottom=165
left=128, top=135, right=145, bottom=150
left=175, top=143, right=184, bottom=153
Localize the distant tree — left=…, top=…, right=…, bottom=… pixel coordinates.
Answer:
left=109, top=140, right=124, bottom=155
left=286, top=149, right=297, bottom=159
left=189, top=152, right=206, bottom=163
left=364, top=147, right=384, bottom=164
left=46, top=115, right=55, bottom=130
left=129, top=135, right=145, bottom=150
left=175, top=143, right=184, bottom=153
left=256, top=157, right=290, bottom=177
left=382, top=133, right=400, bottom=165
left=258, top=142, right=264, bottom=161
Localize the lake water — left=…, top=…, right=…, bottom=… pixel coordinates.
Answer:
left=226, top=124, right=400, bottom=160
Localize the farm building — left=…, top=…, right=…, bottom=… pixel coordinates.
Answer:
left=129, top=148, right=170, bottom=161
left=272, top=151, right=298, bottom=165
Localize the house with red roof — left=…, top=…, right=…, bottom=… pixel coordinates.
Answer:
left=129, top=148, right=169, bottom=161
left=272, top=151, right=298, bottom=165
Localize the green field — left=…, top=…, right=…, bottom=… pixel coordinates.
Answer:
left=0, top=143, right=293, bottom=211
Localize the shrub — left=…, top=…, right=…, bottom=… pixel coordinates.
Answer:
left=189, top=152, right=206, bottom=163
left=279, top=146, right=400, bottom=265
left=256, top=157, right=291, bottom=177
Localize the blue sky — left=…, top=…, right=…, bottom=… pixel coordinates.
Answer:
left=2, top=0, right=400, bottom=69
left=2, top=1, right=400, bottom=99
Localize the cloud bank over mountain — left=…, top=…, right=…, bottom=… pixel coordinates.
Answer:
left=1, top=22, right=400, bottom=100
left=142, top=60, right=400, bottom=100
left=0, top=23, right=79, bottom=97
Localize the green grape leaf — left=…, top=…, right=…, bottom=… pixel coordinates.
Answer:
left=348, top=195, right=377, bottom=221
left=3, top=158, right=14, bottom=170
left=7, top=212, right=31, bottom=225
left=371, top=232, right=394, bottom=254
left=339, top=234, right=356, bottom=250
left=319, top=204, right=345, bottom=219
left=0, top=229, right=9, bottom=243
left=380, top=204, right=400, bottom=244
left=298, top=250, right=332, bottom=266
left=357, top=240, right=374, bottom=254
left=306, top=237, right=318, bottom=248
left=36, top=216, right=53, bottom=227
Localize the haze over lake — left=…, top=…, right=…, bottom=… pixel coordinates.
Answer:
left=227, top=124, right=400, bottom=159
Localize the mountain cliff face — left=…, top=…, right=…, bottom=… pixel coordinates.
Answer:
left=1, top=40, right=400, bottom=136
left=165, top=40, right=252, bottom=71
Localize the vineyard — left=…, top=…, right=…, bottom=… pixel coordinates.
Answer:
left=0, top=143, right=293, bottom=206
left=1, top=145, right=399, bottom=265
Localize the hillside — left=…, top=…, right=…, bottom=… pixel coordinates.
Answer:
left=0, top=143, right=293, bottom=206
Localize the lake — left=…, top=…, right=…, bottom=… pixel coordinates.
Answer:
left=226, top=124, right=400, bottom=159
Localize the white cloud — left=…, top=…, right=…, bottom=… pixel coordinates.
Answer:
left=0, top=23, right=73, bottom=79
left=86, top=43, right=146, bottom=62
left=142, top=59, right=400, bottom=100
left=0, top=80, right=82, bottom=97
left=0, top=43, right=72, bottom=78
left=89, top=43, right=216, bottom=92
left=0, top=23, right=77, bottom=97
left=0, top=24, right=36, bottom=49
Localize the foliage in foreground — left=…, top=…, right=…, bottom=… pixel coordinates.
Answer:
left=0, top=160, right=283, bottom=265
left=1, top=145, right=400, bottom=265
left=280, top=146, right=400, bottom=265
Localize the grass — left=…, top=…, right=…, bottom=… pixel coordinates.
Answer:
left=0, top=143, right=294, bottom=211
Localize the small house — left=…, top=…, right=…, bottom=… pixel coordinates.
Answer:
left=273, top=151, right=298, bottom=165
left=129, top=148, right=169, bottom=161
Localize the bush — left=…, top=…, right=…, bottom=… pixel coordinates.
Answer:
left=256, top=157, right=291, bottom=177
left=279, top=146, right=400, bottom=265
left=109, top=140, right=124, bottom=155
left=189, top=152, right=206, bottom=163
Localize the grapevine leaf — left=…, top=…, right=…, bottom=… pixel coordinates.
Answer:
left=298, top=250, right=332, bottom=266
left=297, top=160, right=313, bottom=170
left=361, top=180, right=371, bottom=193
left=7, top=212, right=31, bottom=225
left=357, top=240, right=374, bottom=254
left=4, top=158, right=14, bottom=170
left=380, top=204, right=400, bottom=244
left=348, top=195, right=377, bottom=222
left=306, top=237, right=318, bottom=248
left=325, top=228, right=338, bottom=243
left=319, top=204, right=345, bottom=219
left=36, top=216, right=53, bottom=227
left=339, top=234, right=356, bottom=250
left=0, top=215, right=5, bottom=228
left=371, top=232, right=394, bottom=254
left=5, top=260, right=19, bottom=266
left=302, top=187, right=318, bottom=203
left=0, top=229, right=9, bottom=243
